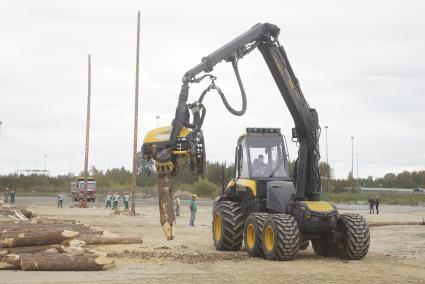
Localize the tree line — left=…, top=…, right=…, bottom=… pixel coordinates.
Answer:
left=1, top=157, right=424, bottom=197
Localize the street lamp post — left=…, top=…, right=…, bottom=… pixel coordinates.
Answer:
left=156, top=115, right=160, bottom=128
left=356, top=153, right=359, bottom=190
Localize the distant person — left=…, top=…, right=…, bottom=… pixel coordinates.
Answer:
left=57, top=192, right=64, bottom=208
left=9, top=190, right=15, bottom=204
left=112, top=192, right=120, bottom=210
left=375, top=196, right=380, bottom=214
left=123, top=193, right=130, bottom=210
left=189, top=195, right=198, bottom=227
left=175, top=197, right=181, bottom=217
left=368, top=196, right=375, bottom=214
left=105, top=193, right=112, bottom=209
left=4, top=188, right=9, bottom=203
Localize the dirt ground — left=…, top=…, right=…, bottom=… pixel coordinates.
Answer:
left=2, top=201, right=425, bottom=284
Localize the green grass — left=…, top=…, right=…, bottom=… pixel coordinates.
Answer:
left=322, top=192, right=425, bottom=206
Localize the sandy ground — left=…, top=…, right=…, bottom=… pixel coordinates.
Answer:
left=2, top=201, right=425, bottom=284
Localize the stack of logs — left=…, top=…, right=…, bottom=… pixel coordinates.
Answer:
left=0, top=204, right=143, bottom=271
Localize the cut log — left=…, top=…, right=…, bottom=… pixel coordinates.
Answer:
left=14, top=210, right=29, bottom=221
left=0, top=229, right=79, bottom=248
left=75, top=235, right=143, bottom=245
left=20, top=253, right=114, bottom=271
left=0, top=254, right=21, bottom=270
left=0, top=224, right=102, bottom=235
left=7, top=245, right=60, bottom=254
left=0, top=207, right=36, bottom=219
left=157, top=174, right=176, bottom=240
left=368, top=221, right=425, bottom=227
left=7, top=215, right=20, bottom=221
left=37, top=219, right=79, bottom=224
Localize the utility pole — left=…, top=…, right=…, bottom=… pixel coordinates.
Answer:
left=156, top=115, right=160, bottom=128
left=131, top=11, right=141, bottom=216
left=324, top=126, right=329, bottom=193
left=83, top=54, right=92, bottom=207
left=351, top=136, right=354, bottom=190
left=0, top=121, right=2, bottom=136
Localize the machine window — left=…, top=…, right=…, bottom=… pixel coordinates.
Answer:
left=247, top=136, right=288, bottom=178
left=240, top=140, right=250, bottom=178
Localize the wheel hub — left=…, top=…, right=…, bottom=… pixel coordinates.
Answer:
left=246, top=223, right=255, bottom=249
left=264, top=225, right=275, bottom=252
left=214, top=212, right=222, bottom=241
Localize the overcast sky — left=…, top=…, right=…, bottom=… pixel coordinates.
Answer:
left=0, top=0, right=424, bottom=179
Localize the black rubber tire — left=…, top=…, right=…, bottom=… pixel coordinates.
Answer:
left=243, top=212, right=270, bottom=257
left=336, top=213, right=370, bottom=260
left=262, top=214, right=300, bottom=261
left=212, top=201, right=244, bottom=251
left=312, top=238, right=336, bottom=257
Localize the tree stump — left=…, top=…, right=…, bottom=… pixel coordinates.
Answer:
left=0, top=229, right=79, bottom=248
left=20, top=253, right=114, bottom=271
left=157, top=174, right=176, bottom=240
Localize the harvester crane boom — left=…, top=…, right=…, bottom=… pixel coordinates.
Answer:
left=168, top=23, right=321, bottom=201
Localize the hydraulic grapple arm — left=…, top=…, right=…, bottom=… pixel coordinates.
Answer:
left=142, top=23, right=321, bottom=200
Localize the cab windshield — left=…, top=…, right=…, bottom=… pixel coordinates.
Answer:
left=246, top=135, right=289, bottom=178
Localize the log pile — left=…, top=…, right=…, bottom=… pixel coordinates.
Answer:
left=0, top=206, right=116, bottom=271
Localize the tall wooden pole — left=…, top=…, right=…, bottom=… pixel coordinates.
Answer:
left=83, top=54, right=92, bottom=207
left=130, top=11, right=141, bottom=215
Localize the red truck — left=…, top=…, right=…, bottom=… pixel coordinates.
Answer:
left=70, top=176, right=97, bottom=202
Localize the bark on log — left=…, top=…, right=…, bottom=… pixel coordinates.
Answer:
left=157, top=174, right=176, bottom=240
left=0, top=224, right=102, bottom=235
left=0, top=254, right=21, bottom=270
left=75, top=235, right=143, bottom=245
left=0, top=229, right=79, bottom=248
left=20, top=253, right=114, bottom=271
left=368, top=221, right=425, bottom=227
left=37, top=219, right=79, bottom=224
left=6, top=245, right=61, bottom=254
left=1, top=228, right=102, bottom=236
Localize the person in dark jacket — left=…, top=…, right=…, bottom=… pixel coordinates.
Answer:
left=9, top=190, right=15, bottom=204
left=375, top=196, right=380, bottom=214
left=368, top=196, right=375, bottom=214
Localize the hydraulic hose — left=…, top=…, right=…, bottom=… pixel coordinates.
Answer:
left=197, top=60, right=247, bottom=116
left=217, top=59, right=247, bottom=116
